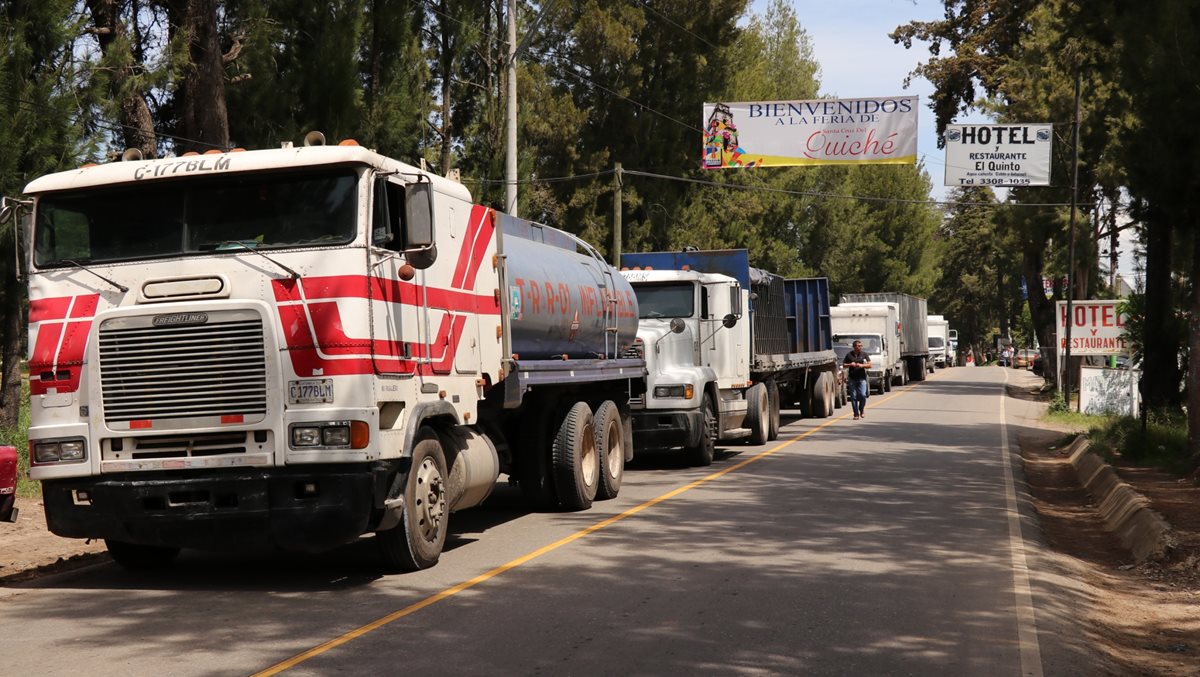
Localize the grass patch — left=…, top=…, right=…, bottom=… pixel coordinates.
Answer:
left=0, top=379, right=37, bottom=498
left=1086, top=410, right=1193, bottom=475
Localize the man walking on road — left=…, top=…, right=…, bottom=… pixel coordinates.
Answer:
left=844, top=339, right=872, bottom=420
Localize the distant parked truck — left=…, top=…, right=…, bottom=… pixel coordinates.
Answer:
left=841, top=292, right=930, bottom=381
left=831, top=303, right=904, bottom=393
left=620, top=250, right=838, bottom=465
left=927, top=315, right=951, bottom=368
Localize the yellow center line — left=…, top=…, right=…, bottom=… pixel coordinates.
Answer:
left=253, top=385, right=914, bottom=676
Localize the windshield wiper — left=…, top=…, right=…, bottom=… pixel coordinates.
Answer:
left=63, top=260, right=128, bottom=293
left=217, top=240, right=299, bottom=280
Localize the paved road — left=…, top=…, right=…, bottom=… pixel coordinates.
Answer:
left=0, top=366, right=1098, bottom=676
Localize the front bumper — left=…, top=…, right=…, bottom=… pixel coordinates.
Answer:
left=630, top=409, right=704, bottom=449
left=42, top=464, right=389, bottom=553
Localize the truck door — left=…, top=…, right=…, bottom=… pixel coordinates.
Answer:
left=369, top=176, right=422, bottom=376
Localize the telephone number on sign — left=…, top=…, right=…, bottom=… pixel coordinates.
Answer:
left=981, top=177, right=1032, bottom=185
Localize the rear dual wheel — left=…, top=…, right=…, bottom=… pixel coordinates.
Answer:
left=594, top=401, right=624, bottom=500
left=552, top=402, right=600, bottom=510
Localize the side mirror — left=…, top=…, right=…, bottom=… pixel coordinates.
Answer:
left=404, top=181, right=436, bottom=269
left=669, top=317, right=686, bottom=334
left=405, top=182, right=434, bottom=248
left=722, top=313, right=737, bottom=329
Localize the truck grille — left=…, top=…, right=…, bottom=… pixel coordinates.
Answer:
left=98, top=312, right=268, bottom=423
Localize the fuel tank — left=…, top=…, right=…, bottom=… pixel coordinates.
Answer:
left=498, top=215, right=638, bottom=360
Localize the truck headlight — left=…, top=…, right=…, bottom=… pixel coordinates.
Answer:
left=292, top=426, right=322, bottom=447
left=653, top=384, right=694, bottom=399
left=33, top=439, right=86, bottom=464
left=290, top=421, right=369, bottom=449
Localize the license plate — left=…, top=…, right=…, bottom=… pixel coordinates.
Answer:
left=288, top=379, right=334, bottom=404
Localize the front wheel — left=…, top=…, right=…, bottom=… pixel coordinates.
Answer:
left=378, top=428, right=448, bottom=571
left=105, top=540, right=180, bottom=570
left=685, top=393, right=717, bottom=467
left=594, top=401, right=624, bottom=500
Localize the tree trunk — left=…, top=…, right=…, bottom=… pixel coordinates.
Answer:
left=166, top=0, right=230, bottom=154
left=1190, top=223, right=1200, bottom=464
left=438, top=0, right=453, bottom=176
left=0, top=236, right=23, bottom=429
left=1023, top=247, right=1054, bottom=348
left=86, top=0, right=157, bottom=158
left=1142, top=211, right=1177, bottom=409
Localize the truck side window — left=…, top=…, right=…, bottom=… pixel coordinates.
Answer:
left=372, top=178, right=405, bottom=249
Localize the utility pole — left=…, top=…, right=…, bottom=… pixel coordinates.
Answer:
left=505, top=0, right=518, bottom=216
left=612, top=163, right=623, bottom=267
left=1063, top=70, right=1081, bottom=405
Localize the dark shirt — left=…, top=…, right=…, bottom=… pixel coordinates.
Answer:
left=844, top=350, right=871, bottom=380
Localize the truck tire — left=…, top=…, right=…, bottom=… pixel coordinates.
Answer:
left=378, top=428, right=448, bottom=571
left=685, top=394, right=717, bottom=467
left=594, top=400, right=624, bottom=500
left=914, top=357, right=928, bottom=381
left=552, top=402, right=599, bottom=510
left=767, top=381, right=781, bottom=441
left=745, top=383, right=769, bottom=445
left=883, top=370, right=892, bottom=392
left=824, top=372, right=836, bottom=417
left=811, top=372, right=831, bottom=418
left=105, top=540, right=180, bottom=570
left=900, top=367, right=908, bottom=386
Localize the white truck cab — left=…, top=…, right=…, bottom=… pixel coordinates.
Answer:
left=831, top=303, right=903, bottom=393
left=621, top=269, right=748, bottom=466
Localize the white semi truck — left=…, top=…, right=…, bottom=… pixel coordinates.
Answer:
left=619, top=250, right=837, bottom=466
left=831, top=303, right=904, bottom=393
left=927, top=315, right=951, bottom=368
left=13, top=138, right=645, bottom=571
left=842, top=292, right=931, bottom=381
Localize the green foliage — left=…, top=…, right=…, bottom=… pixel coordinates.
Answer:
left=1087, top=412, right=1193, bottom=475
left=1047, top=390, right=1070, bottom=414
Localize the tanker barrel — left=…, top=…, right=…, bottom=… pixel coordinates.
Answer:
left=499, top=215, right=639, bottom=360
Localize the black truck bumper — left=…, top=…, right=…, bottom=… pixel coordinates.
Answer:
left=42, top=465, right=388, bottom=553
left=630, top=409, right=704, bottom=449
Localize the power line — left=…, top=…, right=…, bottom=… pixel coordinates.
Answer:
left=463, top=169, right=615, bottom=185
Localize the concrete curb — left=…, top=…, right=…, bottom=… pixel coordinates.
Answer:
left=1067, top=436, right=1174, bottom=562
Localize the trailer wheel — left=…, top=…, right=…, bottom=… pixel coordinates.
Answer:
left=552, top=402, right=599, bottom=510
left=899, top=367, right=908, bottom=386
left=767, top=381, right=781, bottom=441
left=685, top=394, right=717, bottom=467
left=825, top=372, right=836, bottom=417
left=378, top=428, right=448, bottom=571
left=105, top=540, right=180, bottom=570
left=811, top=372, right=831, bottom=418
left=594, top=400, right=624, bottom=500
left=746, top=383, right=769, bottom=444
left=913, top=357, right=928, bottom=381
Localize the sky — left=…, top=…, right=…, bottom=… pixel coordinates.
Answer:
left=770, top=0, right=1142, bottom=280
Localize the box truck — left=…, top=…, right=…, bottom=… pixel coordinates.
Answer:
left=831, top=303, right=904, bottom=393
left=841, top=292, right=930, bottom=381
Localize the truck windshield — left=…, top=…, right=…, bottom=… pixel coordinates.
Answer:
left=835, top=336, right=881, bottom=353
left=929, top=337, right=945, bottom=348
left=631, top=282, right=694, bottom=319
left=33, top=169, right=358, bottom=267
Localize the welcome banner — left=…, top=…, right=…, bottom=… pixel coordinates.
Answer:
left=702, top=97, right=918, bottom=169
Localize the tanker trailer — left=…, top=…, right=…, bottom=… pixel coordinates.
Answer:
left=480, top=214, right=644, bottom=511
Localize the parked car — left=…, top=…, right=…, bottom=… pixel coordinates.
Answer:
left=1, top=445, right=17, bottom=523
left=1031, top=353, right=1044, bottom=376
left=1013, top=349, right=1038, bottom=369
